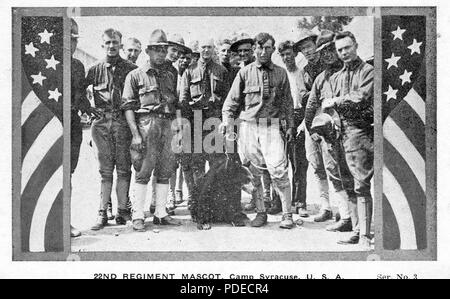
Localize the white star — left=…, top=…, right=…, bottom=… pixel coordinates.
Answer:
left=408, top=39, right=423, bottom=55
left=385, top=53, right=401, bottom=70
left=392, top=26, right=406, bottom=41
left=38, top=29, right=53, bottom=44
left=384, top=85, right=398, bottom=102
left=45, top=55, right=60, bottom=70
left=31, top=72, right=47, bottom=86
left=48, top=88, right=62, bottom=101
left=25, top=42, right=39, bottom=57
left=399, top=69, right=412, bottom=86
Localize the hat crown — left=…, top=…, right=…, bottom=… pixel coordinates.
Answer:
left=148, top=29, right=168, bottom=46
left=316, top=30, right=335, bottom=49
left=168, top=33, right=185, bottom=45
left=296, top=29, right=318, bottom=44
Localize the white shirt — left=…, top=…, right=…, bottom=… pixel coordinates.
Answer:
left=285, top=66, right=308, bottom=109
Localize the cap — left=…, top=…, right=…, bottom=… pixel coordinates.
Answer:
left=310, top=108, right=342, bottom=143
left=293, top=30, right=318, bottom=51
left=167, top=33, right=192, bottom=54
left=230, top=32, right=254, bottom=52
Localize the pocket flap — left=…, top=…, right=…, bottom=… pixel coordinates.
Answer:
left=190, top=77, right=202, bottom=84
left=93, top=82, right=108, bottom=91
left=243, top=86, right=261, bottom=93
left=138, top=86, right=158, bottom=95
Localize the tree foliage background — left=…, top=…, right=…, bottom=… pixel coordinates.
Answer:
left=297, top=16, right=354, bottom=32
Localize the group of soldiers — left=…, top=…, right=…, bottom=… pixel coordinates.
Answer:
left=70, top=18, right=374, bottom=248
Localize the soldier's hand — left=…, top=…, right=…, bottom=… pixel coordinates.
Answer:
left=310, top=132, right=322, bottom=142
left=286, top=128, right=295, bottom=143
left=219, top=122, right=228, bottom=136
left=131, top=134, right=144, bottom=152
left=297, top=121, right=305, bottom=137
left=87, top=107, right=102, bottom=119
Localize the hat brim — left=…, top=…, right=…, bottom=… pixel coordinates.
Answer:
left=230, top=38, right=254, bottom=52
left=293, top=35, right=318, bottom=50
left=147, top=42, right=169, bottom=47
left=168, top=41, right=192, bottom=54
left=315, top=41, right=333, bottom=53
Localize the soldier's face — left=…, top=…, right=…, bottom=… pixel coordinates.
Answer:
left=321, top=44, right=339, bottom=65
left=147, top=46, right=168, bottom=66
left=102, top=34, right=122, bottom=57
left=167, top=45, right=180, bottom=62
left=237, top=43, right=253, bottom=63
left=218, top=44, right=231, bottom=64
left=280, top=48, right=297, bottom=67
left=200, top=44, right=214, bottom=60
left=178, top=53, right=192, bottom=70
left=254, top=39, right=274, bottom=65
left=299, top=40, right=318, bottom=63
left=335, top=36, right=358, bottom=63
left=124, top=42, right=142, bottom=63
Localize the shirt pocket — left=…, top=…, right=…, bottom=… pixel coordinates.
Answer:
left=211, top=73, right=225, bottom=95
left=243, top=85, right=261, bottom=108
left=138, top=85, right=161, bottom=107
left=189, top=76, right=203, bottom=99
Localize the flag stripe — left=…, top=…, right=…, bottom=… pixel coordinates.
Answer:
left=384, top=116, right=425, bottom=191
left=21, top=91, right=41, bottom=126
left=383, top=167, right=417, bottom=250
left=21, top=117, right=62, bottom=194
left=404, top=88, right=425, bottom=123
left=384, top=139, right=427, bottom=249
left=21, top=103, right=55, bottom=160
left=382, top=194, right=401, bottom=250
left=20, top=137, right=63, bottom=252
left=44, top=189, right=64, bottom=252
left=29, top=166, right=62, bottom=252
left=389, top=101, right=426, bottom=158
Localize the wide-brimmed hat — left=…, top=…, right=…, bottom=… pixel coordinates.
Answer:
left=315, top=30, right=336, bottom=53
left=147, top=29, right=169, bottom=47
left=310, top=108, right=342, bottom=143
left=230, top=33, right=254, bottom=52
left=293, top=30, right=318, bottom=51
left=167, top=33, right=192, bottom=54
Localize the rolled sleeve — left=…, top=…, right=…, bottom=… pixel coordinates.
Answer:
left=121, top=71, right=140, bottom=111
left=304, top=79, right=322, bottom=132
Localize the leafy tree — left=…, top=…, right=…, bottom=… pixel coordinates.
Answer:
left=297, top=16, right=354, bottom=33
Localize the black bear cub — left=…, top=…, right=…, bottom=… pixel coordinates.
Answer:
left=189, top=155, right=255, bottom=230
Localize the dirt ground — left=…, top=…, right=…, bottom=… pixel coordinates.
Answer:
left=71, top=128, right=373, bottom=252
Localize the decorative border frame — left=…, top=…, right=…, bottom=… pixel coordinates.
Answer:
left=11, top=6, right=436, bottom=261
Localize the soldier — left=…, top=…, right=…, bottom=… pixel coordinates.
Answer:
left=122, top=29, right=181, bottom=232
left=277, top=40, right=310, bottom=221
left=188, top=40, right=201, bottom=65
left=322, top=31, right=374, bottom=247
left=124, top=37, right=142, bottom=64
left=179, top=37, right=247, bottom=229
left=304, top=31, right=355, bottom=232
left=230, top=33, right=273, bottom=212
left=217, top=38, right=240, bottom=83
left=70, top=19, right=100, bottom=237
left=221, top=32, right=296, bottom=229
left=86, top=28, right=138, bottom=231
left=294, top=30, right=333, bottom=223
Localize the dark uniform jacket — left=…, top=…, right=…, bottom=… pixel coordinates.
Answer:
left=71, top=58, right=91, bottom=114
left=85, top=56, right=137, bottom=111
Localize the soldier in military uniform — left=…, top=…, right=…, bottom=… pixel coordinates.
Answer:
left=294, top=30, right=334, bottom=223
left=322, top=31, right=374, bottom=248
left=85, top=28, right=138, bottom=231
left=304, top=31, right=355, bottom=233
left=222, top=32, right=296, bottom=229
left=122, top=29, right=182, bottom=232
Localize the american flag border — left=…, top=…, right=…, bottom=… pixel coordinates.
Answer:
left=11, top=6, right=436, bottom=261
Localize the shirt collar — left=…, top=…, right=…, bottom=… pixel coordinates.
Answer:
left=141, top=61, right=161, bottom=73
left=104, top=56, right=123, bottom=68
left=198, top=58, right=213, bottom=69
left=255, top=60, right=274, bottom=70
left=344, top=57, right=363, bottom=71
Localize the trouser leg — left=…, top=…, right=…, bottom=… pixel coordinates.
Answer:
left=132, top=183, right=147, bottom=221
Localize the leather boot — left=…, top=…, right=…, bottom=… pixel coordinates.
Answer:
left=183, top=169, right=195, bottom=205
left=91, top=210, right=108, bottom=231
left=314, top=209, right=333, bottom=222
left=326, top=218, right=353, bottom=232
left=116, top=208, right=132, bottom=225
left=107, top=201, right=114, bottom=220
left=280, top=213, right=294, bottom=229
left=250, top=212, right=268, bottom=227
left=358, top=195, right=373, bottom=238
left=267, top=194, right=282, bottom=215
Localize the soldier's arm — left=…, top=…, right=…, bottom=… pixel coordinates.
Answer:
left=76, top=63, right=93, bottom=114
left=222, top=69, right=245, bottom=125
left=121, top=72, right=141, bottom=139
left=304, top=77, right=322, bottom=132
left=333, top=65, right=374, bottom=108
left=179, top=69, right=191, bottom=105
